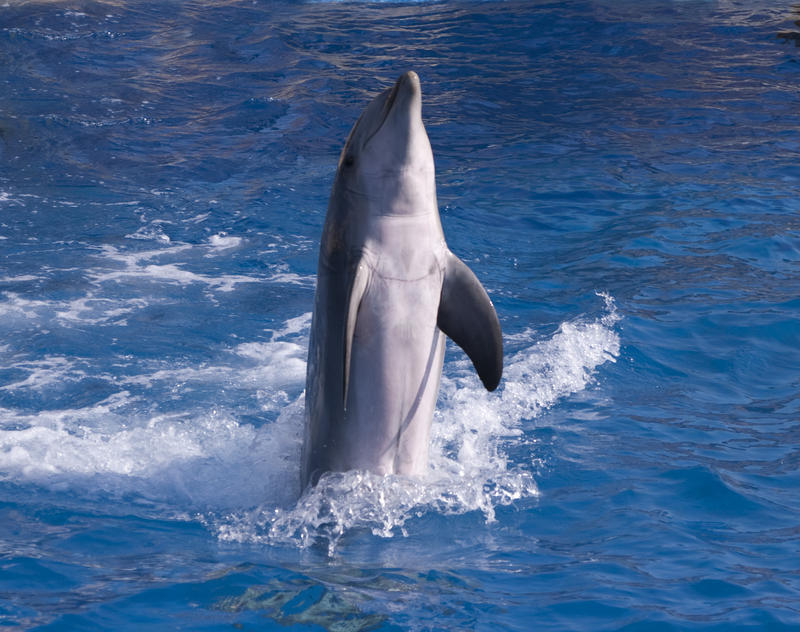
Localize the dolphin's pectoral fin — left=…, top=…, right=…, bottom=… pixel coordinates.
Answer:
left=437, top=252, right=503, bottom=391
left=344, top=260, right=370, bottom=408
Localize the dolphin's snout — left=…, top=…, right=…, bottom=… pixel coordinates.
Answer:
left=383, top=71, right=421, bottom=125
left=397, top=71, right=421, bottom=99
left=383, top=71, right=421, bottom=117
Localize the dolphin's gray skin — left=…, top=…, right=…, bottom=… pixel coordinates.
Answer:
left=301, top=71, right=502, bottom=489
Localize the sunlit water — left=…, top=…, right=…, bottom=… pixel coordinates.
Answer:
left=1, top=1, right=799, bottom=630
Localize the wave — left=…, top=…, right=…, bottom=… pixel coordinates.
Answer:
left=0, top=293, right=620, bottom=551
left=213, top=293, right=620, bottom=553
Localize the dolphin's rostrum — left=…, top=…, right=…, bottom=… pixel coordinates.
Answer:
left=302, top=71, right=503, bottom=489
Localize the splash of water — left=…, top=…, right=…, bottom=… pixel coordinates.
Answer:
left=0, top=285, right=619, bottom=548
left=213, top=293, right=621, bottom=553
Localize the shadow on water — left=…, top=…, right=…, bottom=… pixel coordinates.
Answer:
left=212, top=564, right=491, bottom=631
left=777, top=4, right=800, bottom=46
left=215, top=574, right=387, bottom=631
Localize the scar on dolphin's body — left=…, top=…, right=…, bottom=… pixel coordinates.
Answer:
left=301, top=71, right=503, bottom=490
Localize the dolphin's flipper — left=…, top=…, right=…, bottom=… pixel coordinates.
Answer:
left=344, top=260, right=370, bottom=407
left=437, top=252, right=503, bottom=391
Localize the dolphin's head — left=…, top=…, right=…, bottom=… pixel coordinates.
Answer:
left=334, top=71, right=436, bottom=218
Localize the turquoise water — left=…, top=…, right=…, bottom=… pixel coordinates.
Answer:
left=1, top=0, right=799, bottom=629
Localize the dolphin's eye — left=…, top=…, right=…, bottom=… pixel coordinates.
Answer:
left=343, top=154, right=355, bottom=167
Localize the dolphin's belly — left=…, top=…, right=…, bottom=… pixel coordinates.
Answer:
left=331, top=271, right=445, bottom=476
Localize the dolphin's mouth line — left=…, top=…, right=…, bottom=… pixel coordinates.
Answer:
left=383, top=79, right=401, bottom=117
left=363, top=80, right=402, bottom=149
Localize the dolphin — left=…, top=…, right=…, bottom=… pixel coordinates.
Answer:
left=301, top=71, right=503, bottom=489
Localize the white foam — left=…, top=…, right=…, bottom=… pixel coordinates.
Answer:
left=125, top=225, right=171, bottom=243
left=93, top=244, right=258, bottom=292
left=234, top=342, right=307, bottom=387
left=0, top=330, right=308, bottom=511
left=0, top=291, right=150, bottom=328
left=213, top=294, right=621, bottom=552
left=0, top=398, right=303, bottom=510
left=0, top=275, right=39, bottom=283
left=0, top=296, right=620, bottom=546
left=55, top=295, right=150, bottom=325
left=116, top=329, right=309, bottom=396
left=95, top=239, right=311, bottom=291
left=0, top=240, right=310, bottom=341
left=0, top=191, right=22, bottom=206
left=0, top=292, right=56, bottom=320
left=268, top=312, right=312, bottom=341
left=208, top=233, right=242, bottom=249
left=266, top=271, right=315, bottom=287
left=0, top=356, right=85, bottom=392
left=97, top=243, right=192, bottom=265
left=187, top=212, right=211, bottom=224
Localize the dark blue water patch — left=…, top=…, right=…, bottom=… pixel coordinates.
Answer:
left=0, top=499, right=229, bottom=627
left=656, top=466, right=769, bottom=521
left=2, top=556, right=83, bottom=593
left=24, top=560, right=410, bottom=630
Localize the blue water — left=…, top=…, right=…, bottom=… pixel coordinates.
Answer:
left=1, top=0, right=799, bottom=629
